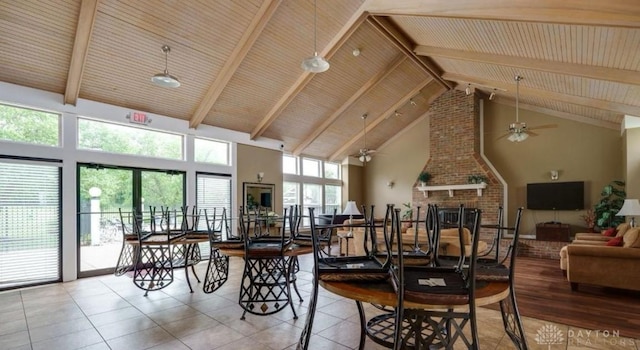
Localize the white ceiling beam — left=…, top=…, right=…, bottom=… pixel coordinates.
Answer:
left=329, top=79, right=442, bottom=161
left=64, top=0, right=99, bottom=106
left=292, top=55, right=407, bottom=156
left=250, top=7, right=370, bottom=140
left=493, top=97, right=621, bottom=130
left=415, top=45, right=640, bottom=87
left=444, top=72, right=640, bottom=117
left=367, top=16, right=452, bottom=90
left=363, top=0, right=640, bottom=28
left=189, top=0, right=282, bottom=129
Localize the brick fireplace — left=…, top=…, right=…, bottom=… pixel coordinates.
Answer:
left=412, top=90, right=503, bottom=241
left=411, top=90, right=562, bottom=259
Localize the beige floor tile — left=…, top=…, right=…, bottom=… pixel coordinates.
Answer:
left=95, top=314, right=157, bottom=340
left=247, top=322, right=302, bottom=349
left=146, top=304, right=202, bottom=325
left=31, top=328, right=104, bottom=350
left=146, top=339, right=192, bottom=350
left=180, top=323, right=246, bottom=350
left=106, top=326, right=176, bottom=350
left=29, top=317, right=94, bottom=343
left=0, top=318, right=27, bottom=337
left=87, top=305, right=145, bottom=327
left=160, top=313, right=219, bottom=338
left=0, top=330, right=30, bottom=349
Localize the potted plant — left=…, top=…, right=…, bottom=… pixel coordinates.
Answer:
left=580, top=209, right=596, bottom=232
left=467, top=174, right=488, bottom=184
left=401, top=202, right=413, bottom=228
left=417, top=171, right=432, bottom=186
left=594, top=180, right=626, bottom=229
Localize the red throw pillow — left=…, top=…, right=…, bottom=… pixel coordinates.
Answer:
left=603, top=227, right=617, bottom=237
left=606, top=236, right=624, bottom=246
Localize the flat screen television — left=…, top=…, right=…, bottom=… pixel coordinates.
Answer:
left=260, top=193, right=272, bottom=208
left=526, top=181, right=584, bottom=210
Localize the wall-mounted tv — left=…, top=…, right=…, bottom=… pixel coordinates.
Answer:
left=526, top=181, right=585, bottom=210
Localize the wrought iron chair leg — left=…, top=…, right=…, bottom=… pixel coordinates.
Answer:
left=500, top=288, right=529, bottom=350
left=356, top=301, right=366, bottom=350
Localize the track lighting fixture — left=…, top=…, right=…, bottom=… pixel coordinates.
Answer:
left=409, top=99, right=416, bottom=107
left=489, top=90, right=496, bottom=100
left=465, top=84, right=471, bottom=96
left=394, top=110, right=402, bottom=117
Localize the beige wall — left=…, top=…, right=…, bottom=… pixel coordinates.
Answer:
left=363, top=117, right=430, bottom=215
left=362, top=100, right=624, bottom=234
left=625, top=127, right=640, bottom=200
left=483, top=101, right=622, bottom=235
left=236, top=144, right=283, bottom=213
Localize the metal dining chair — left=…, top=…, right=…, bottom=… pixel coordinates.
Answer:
left=389, top=204, right=482, bottom=349
left=238, top=207, right=297, bottom=320
left=203, top=207, right=230, bottom=294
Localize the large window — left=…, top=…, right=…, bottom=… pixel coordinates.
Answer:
left=194, top=138, right=231, bottom=165
left=283, top=155, right=342, bottom=224
left=0, top=103, right=60, bottom=146
left=77, top=118, right=183, bottom=160
left=1, top=159, right=61, bottom=290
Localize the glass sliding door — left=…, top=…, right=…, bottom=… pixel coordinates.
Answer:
left=0, top=159, right=61, bottom=290
left=78, top=164, right=184, bottom=277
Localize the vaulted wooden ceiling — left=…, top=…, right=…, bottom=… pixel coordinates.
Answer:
left=1, top=0, right=638, bottom=161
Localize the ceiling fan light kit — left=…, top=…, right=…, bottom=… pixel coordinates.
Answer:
left=301, top=0, right=329, bottom=73
left=151, top=45, right=180, bottom=88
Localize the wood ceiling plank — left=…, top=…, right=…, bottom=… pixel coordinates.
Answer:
left=493, top=97, right=620, bottom=130
left=250, top=8, right=370, bottom=140
left=292, top=55, right=406, bottom=156
left=364, top=0, right=640, bottom=28
left=415, top=45, right=640, bottom=87
left=64, top=0, right=99, bottom=106
left=444, top=72, right=640, bottom=117
left=367, top=16, right=452, bottom=90
left=189, top=0, right=282, bottom=129
left=329, top=78, right=436, bottom=161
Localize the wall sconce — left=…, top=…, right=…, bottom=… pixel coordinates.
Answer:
left=550, top=170, right=559, bottom=181
left=387, top=181, right=394, bottom=189
left=257, top=172, right=264, bottom=183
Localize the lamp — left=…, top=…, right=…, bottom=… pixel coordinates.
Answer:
left=301, top=0, right=329, bottom=73
left=616, top=199, right=640, bottom=227
left=342, top=200, right=361, bottom=233
left=257, top=172, right=264, bottom=183
left=151, top=45, right=180, bottom=88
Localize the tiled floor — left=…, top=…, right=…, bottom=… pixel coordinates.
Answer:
left=1, top=254, right=638, bottom=350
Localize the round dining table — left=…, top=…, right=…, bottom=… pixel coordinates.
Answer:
left=319, top=278, right=511, bottom=349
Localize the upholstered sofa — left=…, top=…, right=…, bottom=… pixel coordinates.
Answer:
left=350, top=224, right=487, bottom=257
left=559, top=223, right=630, bottom=270
left=561, top=226, right=640, bottom=291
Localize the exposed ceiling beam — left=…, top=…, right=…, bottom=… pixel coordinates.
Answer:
left=415, top=45, right=640, bottom=87
left=64, top=0, right=99, bottom=106
left=329, top=79, right=439, bottom=161
left=367, top=16, right=452, bottom=90
left=250, top=8, right=370, bottom=140
left=189, top=0, right=282, bottom=129
left=443, top=73, right=640, bottom=117
left=292, top=55, right=407, bottom=156
left=493, top=97, right=621, bottom=131
left=363, top=0, right=640, bottom=28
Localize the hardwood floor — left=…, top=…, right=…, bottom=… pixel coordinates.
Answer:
left=486, top=257, right=640, bottom=339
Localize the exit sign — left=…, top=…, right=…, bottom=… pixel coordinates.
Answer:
left=127, top=111, right=152, bottom=125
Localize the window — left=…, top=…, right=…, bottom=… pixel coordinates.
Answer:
left=0, top=103, right=60, bottom=146
left=283, top=155, right=297, bottom=174
left=302, top=158, right=321, bottom=177
left=324, top=162, right=340, bottom=179
left=1, top=160, right=61, bottom=289
left=78, top=118, right=183, bottom=160
left=325, top=185, right=341, bottom=215
left=283, top=155, right=342, bottom=225
left=194, top=138, right=230, bottom=165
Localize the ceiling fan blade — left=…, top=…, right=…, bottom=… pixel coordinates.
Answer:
left=527, top=130, right=539, bottom=137
left=496, top=132, right=510, bottom=140
left=528, top=124, right=558, bottom=130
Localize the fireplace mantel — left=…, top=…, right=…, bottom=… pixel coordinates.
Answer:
left=416, top=183, right=487, bottom=198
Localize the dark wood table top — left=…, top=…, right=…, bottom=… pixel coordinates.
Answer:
left=320, top=279, right=509, bottom=309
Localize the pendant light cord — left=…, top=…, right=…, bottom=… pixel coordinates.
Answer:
left=313, top=0, right=318, bottom=54
left=515, top=75, right=521, bottom=123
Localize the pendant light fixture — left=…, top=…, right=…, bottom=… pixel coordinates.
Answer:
left=301, top=0, right=329, bottom=73
left=151, top=45, right=180, bottom=88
